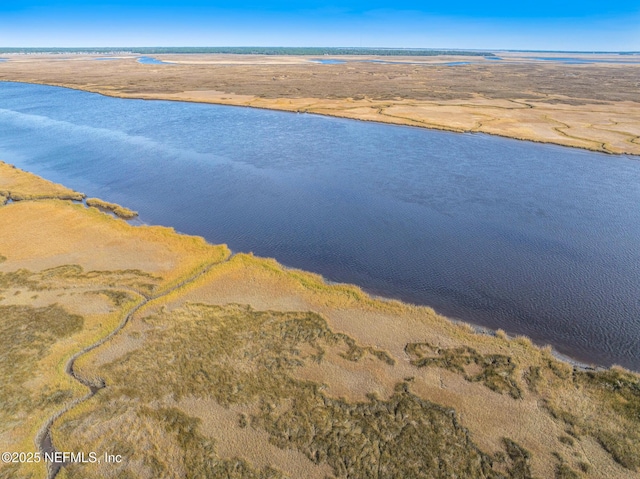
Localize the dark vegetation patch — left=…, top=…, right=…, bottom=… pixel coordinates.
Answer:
left=405, top=342, right=523, bottom=399
left=499, top=438, right=534, bottom=479
left=541, top=364, right=640, bottom=471
left=524, top=366, right=542, bottom=393
left=577, top=369, right=640, bottom=471
left=0, top=264, right=160, bottom=296
left=555, top=461, right=581, bottom=479
left=58, top=303, right=535, bottom=479
left=89, top=289, right=133, bottom=307
left=0, top=269, right=40, bottom=290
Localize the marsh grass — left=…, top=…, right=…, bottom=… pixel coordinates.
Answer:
left=530, top=355, right=640, bottom=472
left=405, top=342, right=523, bottom=399
left=0, top=305, right=83, bottom=428
left=0, top=269, right=40, bottom=290
left=555, top=463, right=581, bottom=479
left=0, top=264, right=161, bottom=296
left=0, top=263, right=163, bottom=478
left=575, top=368, right=640, bottom=471
left=84, top=289, right=133, bottom=307
left=86, top=198, right=138, bottom=219
left=0, top=161, right=84, bottom=202
left=56, top=303, right=538, bottom=479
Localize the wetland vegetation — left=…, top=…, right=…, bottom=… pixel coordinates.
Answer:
left=0, top=56, right=639, bottom=477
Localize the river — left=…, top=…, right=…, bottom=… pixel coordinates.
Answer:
left=1, top=81, right=639, bottom=370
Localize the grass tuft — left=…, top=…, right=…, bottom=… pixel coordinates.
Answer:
left=86, top=198, right=138, bottom=219
left=405, top=342, right=523, bottom=399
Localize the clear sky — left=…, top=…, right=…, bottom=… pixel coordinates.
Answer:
left=1, top=0, right=638, bottom=51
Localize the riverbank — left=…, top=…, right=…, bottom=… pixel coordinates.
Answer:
left=2, top=82, right=639, bottom=373
left=1, top=162, right=639, bottom=478
left=0, top=53, right=639, bottom=155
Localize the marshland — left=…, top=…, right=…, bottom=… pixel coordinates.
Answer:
left=0, top=50, right=639, bottom=479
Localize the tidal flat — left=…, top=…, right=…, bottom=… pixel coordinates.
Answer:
left=0, top=163, right=639, bottom=479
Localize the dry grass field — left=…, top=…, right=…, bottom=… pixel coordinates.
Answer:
left=0, top=92, right=638, bottom=477
left=0, top=53, right=639, bottom=154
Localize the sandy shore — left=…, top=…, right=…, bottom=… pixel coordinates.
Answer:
left=0, top=53, right=639, bottom=155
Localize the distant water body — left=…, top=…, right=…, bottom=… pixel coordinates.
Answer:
left=310, top=59, right=346, bottom=64
left=315, top=59, right=473, bottom=66
left=137, top=56, right=172, bottom=65
left=533, top=56, right=640, bottom=64
left=0, top=82, right=639, bottom=370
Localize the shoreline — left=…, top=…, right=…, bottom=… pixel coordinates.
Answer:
left=2, top=160, right=640, bottom=479
left=0, top=54, right=640, bottom=156
left=2, top=160, right=616, bottom=373
left=7, top=80, right=640, bottom=159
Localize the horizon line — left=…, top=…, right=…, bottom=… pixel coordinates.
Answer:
left=1, top=46, right=639, bottom=54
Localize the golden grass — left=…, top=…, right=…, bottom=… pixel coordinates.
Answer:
left=0, top=304, right=83, bottom=433
left=0, top=161, right=84, bottom=201
left=85, top=197, right=138, bottom=219
left=0, top=200, right=229, bottom=284
left=0, top=283, right=140, bottom=479
left=0, top=163, right=231, bottom=478
left=112, top=251, right=639, bottom=478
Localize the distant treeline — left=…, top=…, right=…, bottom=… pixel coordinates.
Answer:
left=0, top=46, right=495, bottom=57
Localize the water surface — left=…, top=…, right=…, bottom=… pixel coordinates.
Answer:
left=310, top=59, right=346, bottom=64
left=0, top=81, right=638, bottom=370
left=533, top=56, right=640, bottom=64
left=137, top=56, right=172, bottom=65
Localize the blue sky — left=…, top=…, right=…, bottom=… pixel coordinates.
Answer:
left=1, top=0, right=638, bottom=50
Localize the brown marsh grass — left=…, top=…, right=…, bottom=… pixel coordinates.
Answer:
left=85, top=197, right=138, bottom=219
left=55, top=303, right=540, bottom=479
left=0, top=161, right=84, bottom=201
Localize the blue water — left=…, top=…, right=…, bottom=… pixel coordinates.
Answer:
left=362, top=59, right=419, bottom=65
left=137, top=56, right=172, bottom=65
left=362, top=60, right=472, bottom=66
left=0, top=81, right=639, bottom=370
left=533, top=56, right=640, bottom=64
left=310, top=59, right=347, bottom=64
